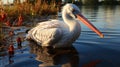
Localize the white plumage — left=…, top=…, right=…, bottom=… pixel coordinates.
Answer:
left=26, top=3, right=103, bottom=48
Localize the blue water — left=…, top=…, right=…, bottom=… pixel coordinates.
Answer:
left=77, top=5, right=120, bottom=51
left=73, top=5, right=120, bottom=67
left=1, top=5, right=120, bottom=67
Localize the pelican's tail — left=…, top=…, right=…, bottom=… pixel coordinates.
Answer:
left=24, top=34, right=31, bottom=40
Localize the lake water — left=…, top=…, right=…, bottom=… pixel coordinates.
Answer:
left=73, top=5, right=120, bottom=67
left=1, top=5, right=120, bottom=67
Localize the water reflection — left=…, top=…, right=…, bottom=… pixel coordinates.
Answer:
left=29, top=40, right=79, bottom=67
left=76, top=5, right=120, bottom=67
left=80, top=6, right=99, bottom=22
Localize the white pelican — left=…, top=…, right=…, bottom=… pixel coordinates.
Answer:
left=26, top=4, right=104, bottom=48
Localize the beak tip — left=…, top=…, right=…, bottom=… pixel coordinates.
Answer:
left=100, top=34, right=104, bottom=38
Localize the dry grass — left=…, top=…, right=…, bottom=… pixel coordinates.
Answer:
left=0, top=23, right=4, bottom=41
left=3, top=0, right=58, bottom=18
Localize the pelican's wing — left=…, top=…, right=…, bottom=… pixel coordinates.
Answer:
left=26, top=20, right=64, bottom=46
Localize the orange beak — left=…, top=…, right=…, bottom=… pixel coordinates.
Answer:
left=76, top=14, right=104, bottom=38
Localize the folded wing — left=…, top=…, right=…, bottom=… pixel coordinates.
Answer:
left=26, top=20, right=63, bottom=46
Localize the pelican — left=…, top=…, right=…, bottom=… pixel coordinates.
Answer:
left=26, top=4, right=104, bottom=48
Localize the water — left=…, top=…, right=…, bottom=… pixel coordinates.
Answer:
left=77, top=5, right=120, bottom=51
left=73, top=5, right=120, bottom=67
left=1, top=5, right=120, bottom=67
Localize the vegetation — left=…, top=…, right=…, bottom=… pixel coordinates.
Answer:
left=63, top=0, right=120, bottom=5
left=81, top=0, right=99, bottom=5
left=100, top=0, right=119, bottom=5
left=0, top=24, right=3, bottom=41
left=0, top=23, right=5, bottom=52
left=1, top=0, right=59, bottom=22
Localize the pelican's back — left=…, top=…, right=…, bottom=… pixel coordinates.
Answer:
left=26, top=20, right=66, bottom=46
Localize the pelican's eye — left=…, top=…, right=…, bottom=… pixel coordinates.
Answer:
left=72, top=9, right=75, bottom=12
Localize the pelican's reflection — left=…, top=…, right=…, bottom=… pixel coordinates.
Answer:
left=29, top=41, right=79, bottom=67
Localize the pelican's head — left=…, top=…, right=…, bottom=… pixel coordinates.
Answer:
left=62, top=4, right=80, bottom=19
left=62, top=3, right=104, bottom=38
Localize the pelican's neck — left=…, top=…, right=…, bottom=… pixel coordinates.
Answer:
left=61, top=11, right=81, bottom=44
left=62, top=11, right=78, bottom=32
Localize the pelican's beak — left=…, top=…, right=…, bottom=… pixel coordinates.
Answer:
left=76, top=14, right=104, bottom=38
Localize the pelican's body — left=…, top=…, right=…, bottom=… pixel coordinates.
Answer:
left=27, top=19, right=80, bottom=47
left=26, top=4, right=103, bottom=48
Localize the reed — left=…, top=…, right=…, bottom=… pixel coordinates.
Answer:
left=3, top=0, right=58, bottom=19
left=0, top=22, right=5, bottom=52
